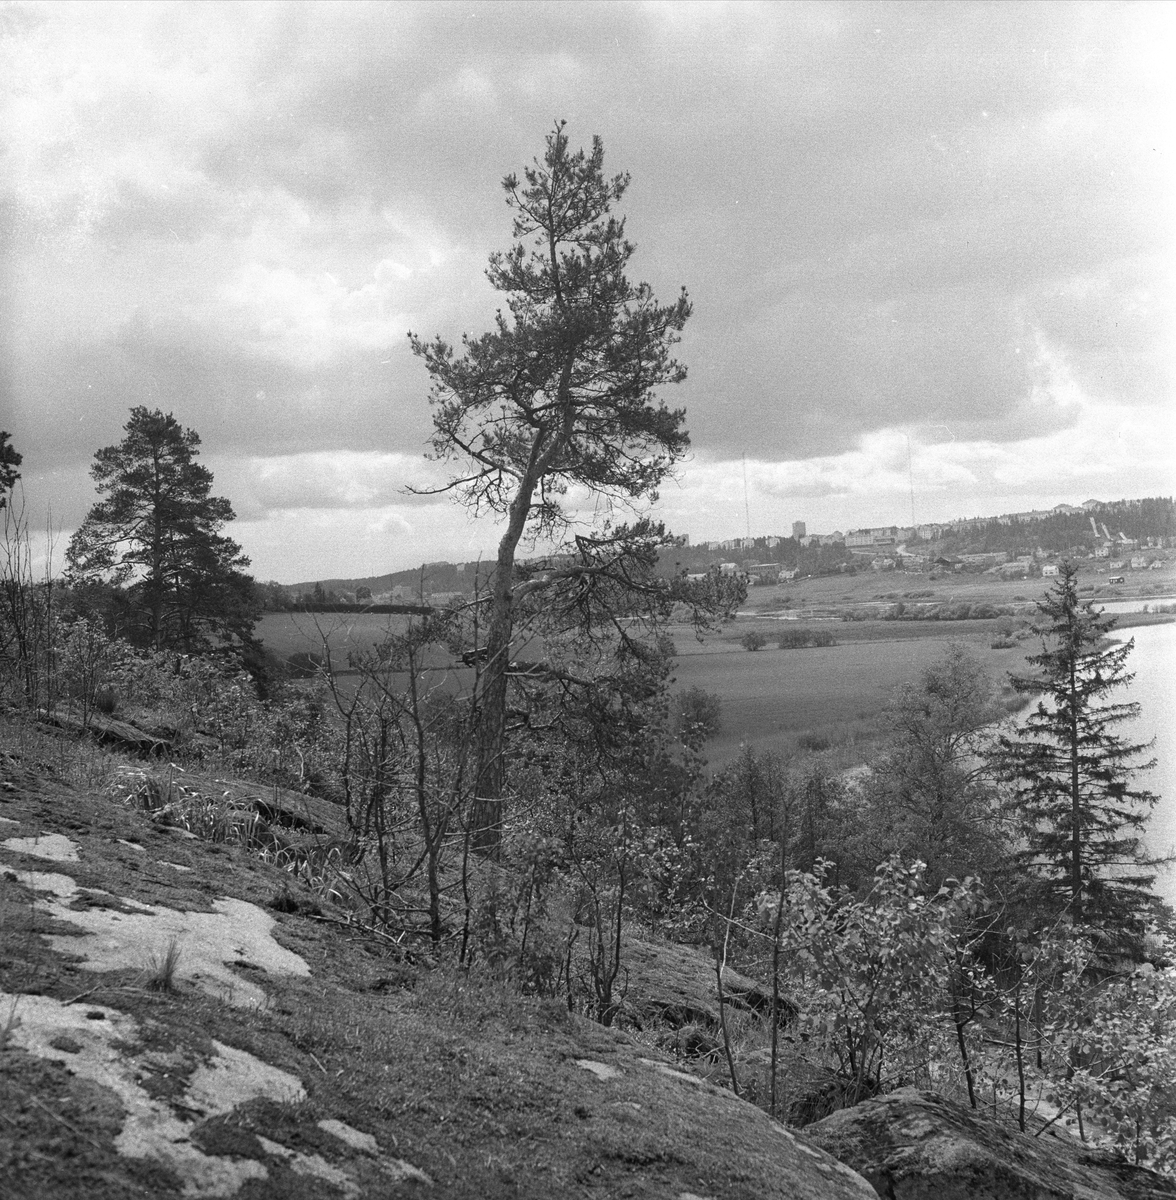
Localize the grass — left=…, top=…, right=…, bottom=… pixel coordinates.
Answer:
left=143, top=937, right=182, bottom=993
left=671, top=631, right=1031, bottom=769
left=0, top=996, right=19, bottom=1049
left=0, top=725, right=868, bottom=1199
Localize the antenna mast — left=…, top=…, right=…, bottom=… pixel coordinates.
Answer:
left=906, top=436, right=916, bottom=529
left=742, top=453, right=751, bottom=542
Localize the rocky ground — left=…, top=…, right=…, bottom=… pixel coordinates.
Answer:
left=0, top=729, right=873, bottom=1200
left=3, top=718, right=1175, bottom=1199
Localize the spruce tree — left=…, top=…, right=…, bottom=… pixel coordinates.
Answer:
left=996, top=562, right=1159, bottom=929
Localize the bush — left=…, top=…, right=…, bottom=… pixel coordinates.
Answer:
left=741, top=632, right=768, bottom=652
left=778, top=628, right=836, bottom=649
left=676, top=686, right=722, bottom=744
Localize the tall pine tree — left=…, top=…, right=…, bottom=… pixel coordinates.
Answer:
left=67, top=408, right=256, bottom=654
left=996, top=562, right=1159, bottom=929
left=409, top=124, right=694, bottom=853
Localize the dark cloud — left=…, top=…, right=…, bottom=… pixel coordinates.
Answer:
left=3, top=0, right=1170, bottom=557
left=7, top=313, right=433, bottom=472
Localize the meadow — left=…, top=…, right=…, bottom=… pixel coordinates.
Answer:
left=669, top=626, right=1030, bottom=768
left=256, top=611, right=417, bottom=662
left=258, top=610, right=1034, bottom=770
left=257, top=563, right=1173, bottom=772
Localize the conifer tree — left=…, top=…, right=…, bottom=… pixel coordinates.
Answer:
left=0, top=432, right=21, bottom=506
left=409, top=123, right=695, bottom=853
left=67, top=408, right=256, bottom=653
left=996, top=562, right=1159, bottom=927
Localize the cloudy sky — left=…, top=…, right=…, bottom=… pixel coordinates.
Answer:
left=2, top=1, right=1173, bottom=583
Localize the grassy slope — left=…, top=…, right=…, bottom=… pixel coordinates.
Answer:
left=0, top=722, right=871, bottom=1200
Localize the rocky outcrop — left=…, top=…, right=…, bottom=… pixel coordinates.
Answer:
left=805, top=1087, right=1176, bottom=1200
left=1, top=742, right=875, bottom=1200
left=39, top=709, right=174, bottom=756
left=620, top=935, right=798, bottom=1032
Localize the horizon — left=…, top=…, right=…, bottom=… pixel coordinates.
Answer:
left=273, top=492, right=1166, bottom=589
left=5, top=3, right=1174, bottom=582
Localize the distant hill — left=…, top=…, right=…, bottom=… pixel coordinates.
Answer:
left=271, top=496, right=1174, bottom=598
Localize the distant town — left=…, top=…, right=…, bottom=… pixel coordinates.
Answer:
left=264, top=496, right=1174, bottom=610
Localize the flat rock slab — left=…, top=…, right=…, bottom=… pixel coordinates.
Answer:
left=2, top=992, right=428, bottom=1198
left=2, top=832, right=80, bottom=861
left=6, top=863, right=309, bottom=1008
left=805, top=1087, right=1176, bottom=1200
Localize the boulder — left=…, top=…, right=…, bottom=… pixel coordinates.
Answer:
left=39, top=709, right=172, bottom=756
left=620, top=935, right=797, bottom=1032
left=805, top=1087, right=1176, bottom=1200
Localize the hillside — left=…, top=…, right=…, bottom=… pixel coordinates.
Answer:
left=0, top=723, right=875, bottom=1200
left=5, top=718, right=1176, bottom=1199
left=273, top=496, right=1174, bottom=600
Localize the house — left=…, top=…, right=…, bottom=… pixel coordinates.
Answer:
left=1041, top=564, right=1060, bottom=577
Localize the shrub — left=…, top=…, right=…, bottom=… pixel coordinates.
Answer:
left=741, top=632, right=768, bottom=652
left=677, top=686, right=722, bottom=744
left=778, top=628, right=836, bottom=649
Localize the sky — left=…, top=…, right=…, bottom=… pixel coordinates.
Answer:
left=2, top=1, right=1173, bottom=583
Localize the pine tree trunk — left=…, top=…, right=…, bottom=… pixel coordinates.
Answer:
left=470, top=555, right=512, bottom=855
left=470, top=486, right=533, bottom=855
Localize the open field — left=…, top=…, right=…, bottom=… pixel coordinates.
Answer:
left=671, top=626, right=1031, bottom=769
left=256, top=611, right=416, bottom=661
left=257, top=591, right=1173, bottom=774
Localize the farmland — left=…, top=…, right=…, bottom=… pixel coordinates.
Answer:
left=667, top=626, right=1029, bottom=768
left=257, top=610, right=1033, bottom=771
left=256, top=611, right=417, bottom=661
left=257, top=562, right=1174, bottom=773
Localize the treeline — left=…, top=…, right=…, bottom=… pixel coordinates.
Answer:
left=939, top=497, right=1174, bottom=557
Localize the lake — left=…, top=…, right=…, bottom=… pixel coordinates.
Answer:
left=1118, top=621, right=1176, bottom=904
